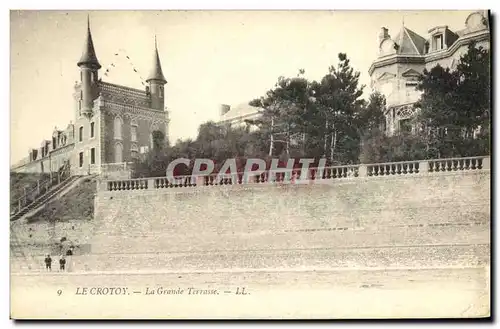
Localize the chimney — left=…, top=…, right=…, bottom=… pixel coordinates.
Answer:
left=378, top=27, right=389, bottom=44
left=220, top=104, right=231, bottom=117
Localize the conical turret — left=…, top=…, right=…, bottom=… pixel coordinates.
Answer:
left=77, top=16, right=101, bottom=69
left=147, top=36, right=167, bottom=111
left=77, top=15, right=100, bottom=119
left=146, top=36, right=167, bottom=83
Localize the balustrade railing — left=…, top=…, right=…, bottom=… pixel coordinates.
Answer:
left=427, top=157, right=484, bottom=172
left=99, top=155, right=490, bottom=193
left=366, top=161, right=420, bottom=177
left=107, top=179, right=149, bottom=191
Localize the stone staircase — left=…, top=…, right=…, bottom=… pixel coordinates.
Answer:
left=10, top=175, right=83, bottom=222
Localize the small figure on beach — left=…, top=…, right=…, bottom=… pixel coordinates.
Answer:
left=59, top=256, right=66, bottom=272
left=44, top=254, right=52, bottom=271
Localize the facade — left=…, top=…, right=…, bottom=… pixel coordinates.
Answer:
left=369, top=11, right=490, bottom=136
left=11, top=19, right=170, bottom=176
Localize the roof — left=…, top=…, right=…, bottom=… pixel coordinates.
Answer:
left=77, top=17, right=101, bottom=69
left=146, top=38, right=167, bottom=83
left=394, top=26, right=427, bottom=55
left=219, top=103, right=262, bottom=122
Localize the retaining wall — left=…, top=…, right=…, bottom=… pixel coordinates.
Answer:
left=11, top=157, right=491, bottom=272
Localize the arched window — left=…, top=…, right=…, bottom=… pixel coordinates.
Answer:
left=114, top=116, right=123, bottom=140
left=130, top=119, right=138, bottom=142
left=114, top=142, right=123, bottom=163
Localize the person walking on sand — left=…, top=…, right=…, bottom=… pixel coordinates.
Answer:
left=59, top=256, right=66, bottom=272
left=66, top=247, right=74, bottom=272
left=44, top=255, right=52, bottom=271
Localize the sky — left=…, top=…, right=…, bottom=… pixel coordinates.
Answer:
left=10, top=10, right=475, bottom=165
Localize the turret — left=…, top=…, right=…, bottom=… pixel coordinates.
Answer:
left=77, top=16, right=101, bottom=119
left=146, top=36, right=167, bottom=111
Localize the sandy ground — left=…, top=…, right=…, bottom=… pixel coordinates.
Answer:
left=10, top=266, right=490, bottom=319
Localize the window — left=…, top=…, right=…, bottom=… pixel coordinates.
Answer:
left=78, top=100, right=82, bottom=117
left=114, top=117, right=122, bottom=140
left=399, top=119, right=412, bottom=133
left=131, top=126, right=137, bottom=142
left=434, top=34, right=443, bottom=50
left=90, top=148, right=96, bottom=165
left=90, top=122, right=95, bottom=138
left=114, top=143, right=123, bottom=163
left=79, top=152, right=84, bottom=167
left=52, top=137, right=57, bottom=150
left=159, top=86, right=163, bottom=98
left=79, top=126, right=83, bottom=142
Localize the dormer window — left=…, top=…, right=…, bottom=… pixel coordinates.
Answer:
left=428, top=26, right=451, bottom=52
left=433, top=34, right=444, bottom=51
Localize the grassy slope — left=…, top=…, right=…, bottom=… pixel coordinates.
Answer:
left=26, top=177, right=96, bottom=224
left=10, top=172, right=50, bottom=204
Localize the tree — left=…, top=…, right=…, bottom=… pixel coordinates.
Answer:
left=357, top=91, right=386, bottom=137
left=315, top=53, right=365, bottom=164
left=415, top=42, right=491, bottom=158
left=248, top=72, right=313, bottom=158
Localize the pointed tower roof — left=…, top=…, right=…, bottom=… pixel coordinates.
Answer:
left=77, top=16, right=101, bottom=69
left=394, top=25, right=427, bottom=55
left=146, top=36, right=167, bottom=83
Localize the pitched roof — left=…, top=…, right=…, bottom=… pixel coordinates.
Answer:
left=220, top=103, right=262, bottom=122
left=146, top=37, right=167, bottom=83
left=77, top=16, right=101, bottom=69
left=394, top=26, right=427, bottom=55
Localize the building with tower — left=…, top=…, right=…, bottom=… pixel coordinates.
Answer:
left=368, top=10, right=490, bottom=136
left=11, top=18, right=170, bottom=178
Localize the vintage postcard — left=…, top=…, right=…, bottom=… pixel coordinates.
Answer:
left=9, top=9, right=491, bottom=319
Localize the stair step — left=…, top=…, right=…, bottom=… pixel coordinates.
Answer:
left=10, top=175, right=84, bottom=221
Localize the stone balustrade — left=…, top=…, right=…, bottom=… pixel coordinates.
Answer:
left=98, top=155, right=490, bottom=193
